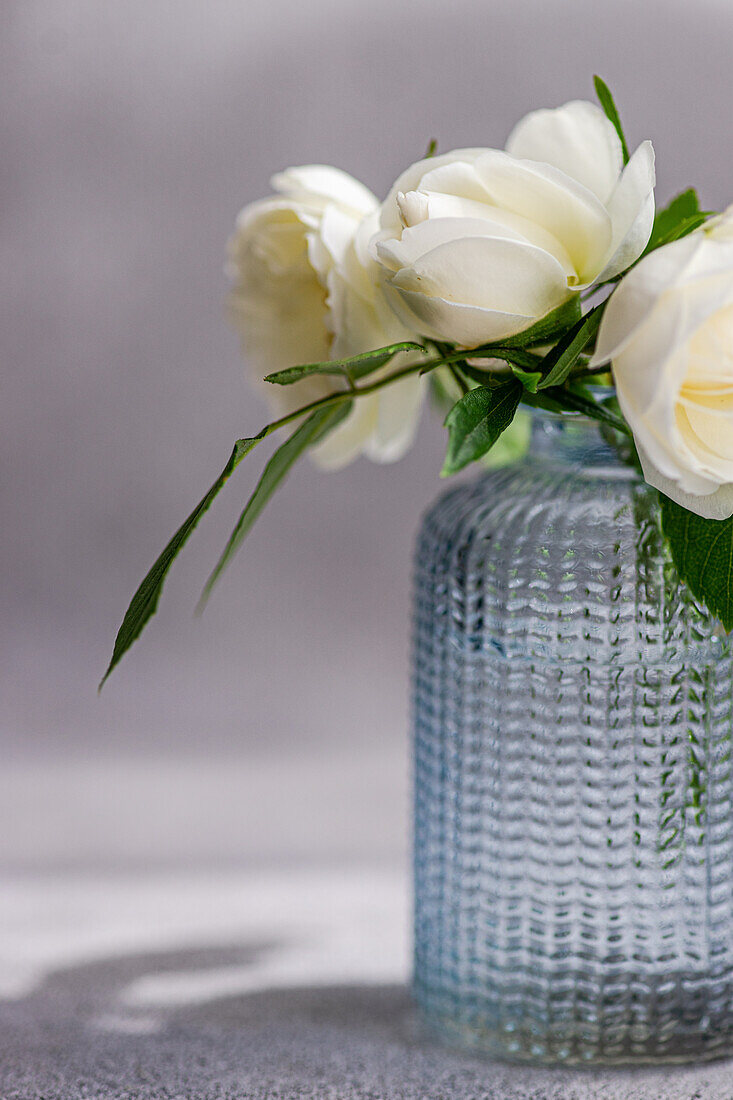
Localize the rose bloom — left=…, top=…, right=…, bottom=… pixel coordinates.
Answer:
left=228, top=166, right=425, bottom=469
left=373, top=101, right=655, bottom=348
left=592, top=208, right=733, bottom=520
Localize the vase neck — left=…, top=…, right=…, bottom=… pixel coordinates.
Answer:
left=529, top=409, right=635, bottom=476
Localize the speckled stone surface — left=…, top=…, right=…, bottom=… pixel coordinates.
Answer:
left=2, top=870, right=733, bottom=1099
left=4, top=961, right=733, bottom=1098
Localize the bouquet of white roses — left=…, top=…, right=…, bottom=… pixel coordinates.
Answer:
left=103, top=78, right=733, bottom=685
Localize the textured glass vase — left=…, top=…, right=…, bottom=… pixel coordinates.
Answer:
left=412, top=412, right=733, bottom=1065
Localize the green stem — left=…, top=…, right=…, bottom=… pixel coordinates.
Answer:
left=256, top=339, right=614, bottom=445
left=259, top=355, right=448, bottom=439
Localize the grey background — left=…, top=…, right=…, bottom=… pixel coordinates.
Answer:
left=3, top=0, right=733, bottom=869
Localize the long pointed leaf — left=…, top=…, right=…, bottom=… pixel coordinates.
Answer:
left=100, top=432, right=264, bottom=688
left=198, top=402, right=352, bottom=607
left=593, top=75, right=629, bottom=164
left=537, top=306, right=604, bottom=390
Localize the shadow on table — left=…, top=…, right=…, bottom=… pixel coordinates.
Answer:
left=1, top=942, right=731, bottom=1099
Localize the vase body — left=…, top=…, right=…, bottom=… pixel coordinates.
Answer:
left=412, top=413, right=733, bottom=1065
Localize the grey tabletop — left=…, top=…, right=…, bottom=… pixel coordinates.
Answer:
left=2, top=869, right=733, bottom=1100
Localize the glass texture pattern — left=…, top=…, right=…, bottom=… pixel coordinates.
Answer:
left=412, top=414, right=733, bottom=1064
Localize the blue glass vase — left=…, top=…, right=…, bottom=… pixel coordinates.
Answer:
left=412, top=411, right=733, bottom=1064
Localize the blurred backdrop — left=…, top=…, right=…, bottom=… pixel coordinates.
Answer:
left=3, top=0, right=733, bottom=871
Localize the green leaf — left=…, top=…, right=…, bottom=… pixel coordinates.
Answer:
left=100, top=433, right=264, bottom=689
left=646, top=212, right=709, bottom=253
left=510, top=364, right=542, bottom=393
left=542, top=385, right=630, bottom=434
left=644, top=188, right=717, bottom=256
left=647, top=189, right=701, bottom=252
left=264, top=342, right=424, bottom=386
left=593, top=75, right=630, bottom=164
left=424, top=138, right=438, bottom=158
left=537, top=306, right=604, bottom=390
left=492, top=295, right=582, bottom=349
left=480, top=410, right=531, bottom=469
left=660, top=495, right=733, bottom=630
left=198, top=402, right=352, bottom=608
left=441, top=380, right=523, bottom=476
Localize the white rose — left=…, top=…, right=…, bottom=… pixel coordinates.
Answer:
left=228, top=165, right=425, bottom=469
left=592, top=208, right=733, bottom=520
left=373, top=101, right=655, bottom=348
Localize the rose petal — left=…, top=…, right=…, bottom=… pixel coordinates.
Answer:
left=379, top=149, right=487, bottom=235
left=312, top=204, right=363, bottom=271
left=703, top=206, right=733, bottom=242
left=596, top=141, right=656, bottom=282
left=396, top=194, right=578, bottom=278
left=311, top=398, right=379, bottom=470
left=506, top=100, right=623, bottom=204
left=677, top=401, right=733, bottom=473
left=612, top=280, right=733, bottom=494
left=271, top=165, right=377, bottom=214
left=417, top=160, right=495, bottom=205
left=591, top=234, right=707, bottom=366
left=638, top=445, right=733, bottom=519
left=390, top=235, right=569, bottom=318
left=366, top=372, right=425, bottom=463
left=474, top=150, right=612, bottom=281
left=376, top=216, right=532, bottom=273
left=397, top=190, right=430, bottom=228
left=382, top=281, right=534, bottom=347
